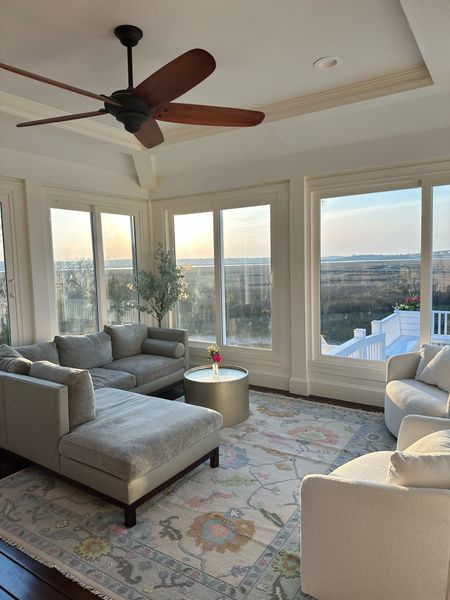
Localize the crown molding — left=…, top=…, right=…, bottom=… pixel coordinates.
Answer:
left=0, top=65, right=433, bottom=151
left=163, top=65, right=433, bottom=145
left=0, top=91, right=142, bottom=151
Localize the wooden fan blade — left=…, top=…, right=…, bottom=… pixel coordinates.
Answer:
left=0, top=62, right=121, bottom=106
left=155, top=103, right=265, bottom=127
left=133, top=49, right=216, bottom=108
left=16, top=109, right=108, bottom=128
left=134, top=118, right=164, bottom=149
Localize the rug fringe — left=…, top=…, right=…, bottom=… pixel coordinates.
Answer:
left=0, top=532, right=118, bottom=600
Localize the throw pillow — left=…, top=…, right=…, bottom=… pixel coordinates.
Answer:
left=387, top=451, right=450, bottom=489
left=29, top=361, right=95, bottom=429
left=418, top=345, right=450, bottom=392
left=15, top=341, right=60, bottom=364
left=104, top=323, right=148, bottom=359
left=406, top=429, right=450, bottom=453
left=0, top=344, right=21, bottom=357
left=415, top=344, right=442, bottom=378
left=54, top=332, right=113, bottom=369
left=0, top=356, right=32, bottom=375
left=0, top=344, right=32, bottom=374
left=141, top=338, right=185, bottom=358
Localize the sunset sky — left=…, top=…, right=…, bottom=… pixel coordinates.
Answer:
left=322, top=185, right=450, bottom=257
left=51, top=209, right=134, bottom=262
left=174, top=205, right=271, bottom=259
left=49, top=185, right=450, bottom=262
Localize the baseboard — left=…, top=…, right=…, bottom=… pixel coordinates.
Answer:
left=288, top=377, right=310, bottom=396
left=308, top=378, right=384, bottom=408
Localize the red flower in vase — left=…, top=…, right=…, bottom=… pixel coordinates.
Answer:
left=213, top=354, right=222, bottom=363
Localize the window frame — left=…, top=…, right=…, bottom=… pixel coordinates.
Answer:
left=307, top=162, right=450, bottom=379
left=165, top=183, right=287, bottom=363
left=45, top=186, right=148, bottom=336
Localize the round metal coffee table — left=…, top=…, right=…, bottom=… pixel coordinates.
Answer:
left=184, top=365, right=249, bottom=427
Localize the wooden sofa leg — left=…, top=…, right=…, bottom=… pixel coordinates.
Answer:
left=124, top=506, right=136, bottom=528
left=210, top=446, right=219, bottom=468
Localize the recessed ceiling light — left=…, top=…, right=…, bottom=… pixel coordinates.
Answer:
left=313, top=56, right=342, bottom=70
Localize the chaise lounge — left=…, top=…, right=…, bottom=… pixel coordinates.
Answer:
left=0, top=323, right=223, bottom=526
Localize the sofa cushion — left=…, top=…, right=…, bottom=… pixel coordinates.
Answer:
left=89, top=367, right=136, bottom=391
left=415, top=343, right=442, bottom=378
left=30, top=361, right=95, bottom=429
left=0, top=344, right=32, bottom=374
left=387, top=450, right=450, bottom=489
left=103, top=354, right=184, bottom=386
left=418, top=345, right=450, bottom=393
left=385, top=379, right=448, bottom=420
left=15, top=341, right=60, bottom=364
left=59, top=389, right=223, bottom=481
left=104, top=323, right=148, bottom=359
left=331, top=451, right=392, bottom=485
left=141, top=338, right=185, bottom=358
left=55, top=332, right=113, bottom=369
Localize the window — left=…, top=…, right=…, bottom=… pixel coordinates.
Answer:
left=222, top=205, right=271, bottom=348
left=320, top=188, right=421, bottom=361
left=0, top=206, right=11, bottom=344
left=51, top=208, right=98, bottom=334
left=174, top=212, right=216, bottom=342
left=50, top=208, right=139, bottom=334
left=101, top=213, right=138, bottom=325
left=432, top=185, right=450, bottom=344
left=173, top=204, right=272, bottom=349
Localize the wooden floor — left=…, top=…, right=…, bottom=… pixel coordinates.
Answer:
left=0, top=384, right=383, bottom=598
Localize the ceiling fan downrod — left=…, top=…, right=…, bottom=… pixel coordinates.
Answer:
left=114, top=25, right=143, bottom=90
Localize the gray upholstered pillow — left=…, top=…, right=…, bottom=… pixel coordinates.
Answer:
left=54, top=332, right=113, bottom=369
left=104, top=323, right=148, bottom=359
left=0, top=356, right=32, bottom=375
left=141, top=338, right=185, bottom=358
left=29, top=361, right=95, bottom=429
left=0, top=344, right=21, bottom=358
left=15, top=341, right=60, bottom=364
left=0, top=344, right=32, bottom=373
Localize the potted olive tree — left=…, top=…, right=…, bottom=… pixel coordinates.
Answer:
left=132, top=245, right=188, bottom=327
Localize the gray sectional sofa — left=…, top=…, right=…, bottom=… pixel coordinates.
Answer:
left=0, top=323, right=223, bottom=526
left=15, top=322, right=189, bottom=395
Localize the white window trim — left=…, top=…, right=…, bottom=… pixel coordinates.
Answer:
left=0, top=177, right=34, bottom=344
left=44, top=184, right=150, bottom=337
left=306, top=160, right=450, bottom=384
left=160, top=182, right=289, bottom=367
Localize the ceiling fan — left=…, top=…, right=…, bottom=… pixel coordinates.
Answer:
left=0, top=24, right=265, bottom=149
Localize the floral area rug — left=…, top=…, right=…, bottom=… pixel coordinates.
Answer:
left=0, top=391, right=394, bottom=600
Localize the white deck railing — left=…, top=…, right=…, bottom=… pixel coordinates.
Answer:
left=327, top=329, right=385, bottom=360
left=326, top=309, right=450, bottom=360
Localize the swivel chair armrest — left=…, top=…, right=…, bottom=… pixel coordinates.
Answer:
left=386, top=351, right=420, bottom=382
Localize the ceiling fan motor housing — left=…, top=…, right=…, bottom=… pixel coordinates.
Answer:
left=105, top=90, right=153, bottom=133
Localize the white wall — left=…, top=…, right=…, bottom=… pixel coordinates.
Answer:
left=150, top=126, right=450, bottom=406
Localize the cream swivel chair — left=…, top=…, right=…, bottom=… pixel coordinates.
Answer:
left=300, top=415, right=450, bottom=600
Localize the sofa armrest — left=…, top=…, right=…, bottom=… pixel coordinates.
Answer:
left=386, top=351, right=420, bottom=382
left=397, top=414, right=450, bottom=450
left=300, top=474, right=450, bottom=600
left=0, top=373, right=69, bottom=472
left=148, top=327, right=189, bottom=369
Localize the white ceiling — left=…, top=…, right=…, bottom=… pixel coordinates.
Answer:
left=1, top=0, right=450, bottom=184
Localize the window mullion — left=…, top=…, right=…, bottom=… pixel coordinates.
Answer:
left=420, top=181, right=433, bottom=345
left=92, top=208, right=107, bottom=330
left=213, top=209, right=225, bottom=346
